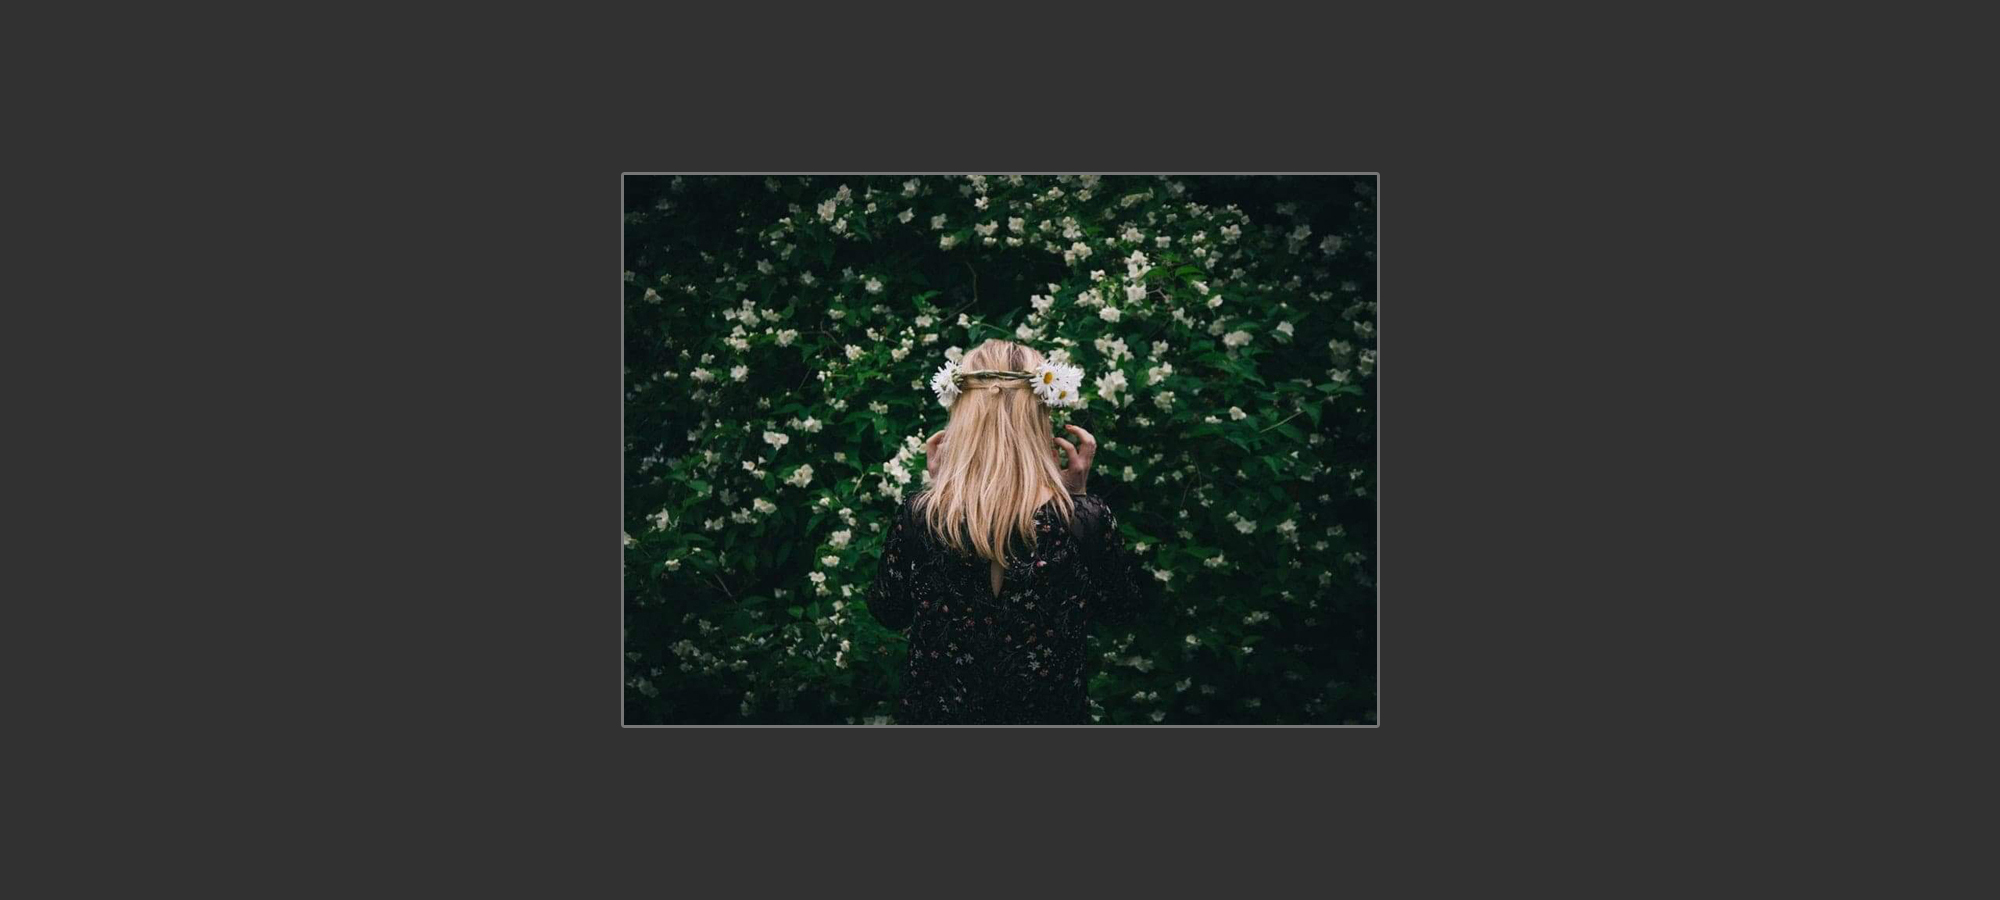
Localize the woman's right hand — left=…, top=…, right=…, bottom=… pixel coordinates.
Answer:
left=1053, top=423, right=1096, bottom=494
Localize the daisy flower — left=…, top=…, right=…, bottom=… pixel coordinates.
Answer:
left=930, top=361, right=961, bottom=408
left=1031, top=360, right=1086, bottom=408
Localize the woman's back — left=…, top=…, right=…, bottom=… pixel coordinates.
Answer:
left=869, top=491, right=1153, bottom=724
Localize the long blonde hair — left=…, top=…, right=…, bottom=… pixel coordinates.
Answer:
left=914, top=339, right=1075, bottom=564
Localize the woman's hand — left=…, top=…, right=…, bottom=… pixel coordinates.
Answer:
left=1052, top=423, right=1096, bottom=494
left=922, top=430, right=947, bottom=478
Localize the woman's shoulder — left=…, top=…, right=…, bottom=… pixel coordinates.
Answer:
left=1066, top=492, right=1112, bottom=515
left=1061, top=492, right=1116, bottom=541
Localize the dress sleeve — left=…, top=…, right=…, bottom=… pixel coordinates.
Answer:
left=1074, top=494, right=1159, bottom=628
left=866, top=498, right=919, bottom=632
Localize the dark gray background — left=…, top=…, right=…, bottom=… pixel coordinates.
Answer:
left=14, top=9, right=1965, bottom=889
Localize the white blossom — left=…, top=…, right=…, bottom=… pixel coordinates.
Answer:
left=1124, top=250, right=1152, bottom=280
left=1094, top=369, right=1128, bottom=406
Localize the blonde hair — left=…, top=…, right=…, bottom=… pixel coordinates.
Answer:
left=914, top=339, right=1074, bottom=564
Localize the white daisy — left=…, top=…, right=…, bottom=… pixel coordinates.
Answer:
left=930, top=361, right=961, bottom=408
left=1031, top=360, right=1086, bottom=408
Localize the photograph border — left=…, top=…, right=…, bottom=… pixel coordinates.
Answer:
left=622, top=172, right=1380, bottom=727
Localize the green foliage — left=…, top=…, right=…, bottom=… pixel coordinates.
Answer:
left=624, top=175, right=1376, bottom=724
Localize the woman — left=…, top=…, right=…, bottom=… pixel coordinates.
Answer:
left=866, top=338, right=1158, bottom=724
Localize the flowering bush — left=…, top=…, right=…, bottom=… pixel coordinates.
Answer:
left=625, top=175, right=1376, bottom=724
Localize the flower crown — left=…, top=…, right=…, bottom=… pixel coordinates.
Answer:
left=929, top=358, right=1085, bottom=409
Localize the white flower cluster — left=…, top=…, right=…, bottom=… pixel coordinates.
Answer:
left=878, top=432, right=928, bottom=503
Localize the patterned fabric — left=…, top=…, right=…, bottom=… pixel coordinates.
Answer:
left=867, top=492, right=1156, bottom=724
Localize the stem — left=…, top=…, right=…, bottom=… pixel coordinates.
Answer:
left=1259, top=410, right=1304, bottom=433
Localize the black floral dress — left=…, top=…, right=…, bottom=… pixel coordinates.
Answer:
left=866, top=492, right=1158, bottom=724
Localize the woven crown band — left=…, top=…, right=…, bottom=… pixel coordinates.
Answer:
left=950, top=369, right=1033, bottom=388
